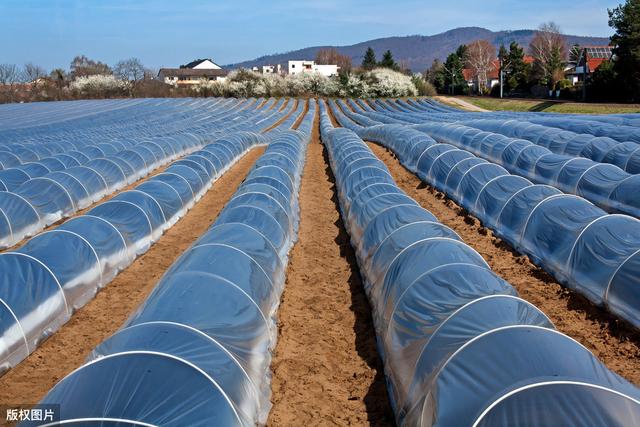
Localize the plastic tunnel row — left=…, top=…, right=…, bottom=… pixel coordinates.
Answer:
left=0, top=98, right=284, bottom=248
left=0, top=97, right=277, bottom=174
left=29, top=101, right=317, bottom=427
left=0, top=130, right=268, bottom=377
left=341, top=99, right=640, bottom=219
left=383, top=97, right=640, bottom=144
left=0, top=98, right=303, bottom=375
left=332, top=100, right=640, bottom=329
left=318, top=100, right=640, bottom=426
left=446, top=116, right=640, bottom=174
left=414, top=121, right=640, bottom=218
left=358, top=122, right=640, bottom=327
left=0, top=98, right=247, bottom=146
left=377, top=98, right=640, bottom=173
left=360, top=120, right=640, bottom=327
left=0, top=98, right=239, bottom=168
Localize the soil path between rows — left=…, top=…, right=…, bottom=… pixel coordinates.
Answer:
left=0, top=146, right=266, bottom=405
left=268, top=113, right=394, bottom=426
left=367, top=141, right=640, bottom=385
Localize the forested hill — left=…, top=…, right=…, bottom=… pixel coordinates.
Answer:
left=226, top=27, right=609, bottom=72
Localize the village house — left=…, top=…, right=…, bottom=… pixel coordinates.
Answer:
left=565, top=46, right=613, bottom=85
left=463, top=55, right=535, bottom=92
left=158, top=58, right=228, bottom=86
left=287, top=60, right=339, bottom=77
left=252, top=64, right=283, bottom=75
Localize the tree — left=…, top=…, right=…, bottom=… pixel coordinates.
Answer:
left=508, top=42, right=530, bottom=89
left=529, top=22, right=568, bottom=89
left=362, top=47, right=377, bottom=70
left=499, top=42, right=529, bottom=94
left=315, top=48, right=352, bottom=74
left=70, top=55, right=112, bottom=79
left=0, top=64, right=19, bottom=85
left=22, top=63, right=47, bottom=82
left=49, top=68, right=68, bottom=100
left=424, top=59, right=443, bottom=83
left=435, top=45, right=467, bottom=95
left=113, top=58, right=146, bottom=82
left=609, top=0, right=640, bottom=101
left=589, top=59, right=620, bottom=100
left=379, top=50, right=398, bottom=70
left=0, top=64, right=21, bottom=103
left=464, top=40, right=496, bottom=94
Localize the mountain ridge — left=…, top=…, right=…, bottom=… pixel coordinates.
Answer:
left=225, top=26, right=610, bottom=72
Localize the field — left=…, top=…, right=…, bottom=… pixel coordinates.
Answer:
left=0, top=97, right=639, bottom=426
left=436, top=95, right=640, bottom=114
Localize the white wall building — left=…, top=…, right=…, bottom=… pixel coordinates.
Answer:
left=288, top=60, right=339, bottom=77
left=262, top=64, right=282, bottom=74
left=158, top=58, right=227, bottom=86
left=188, top=59, right=222, bottom=70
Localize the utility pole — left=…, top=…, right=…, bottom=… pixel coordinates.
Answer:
left=499, top=56, right=504, bottom=99
left=441, top=63, right=456, bottom=95
left=582, top=48, right=588, bottom=102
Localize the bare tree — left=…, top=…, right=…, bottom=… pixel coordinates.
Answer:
left=464, top=40, right=496, bottom=94
left=315, top=48, right=352, bottom=74
left=22, top=63, right=47, bottom=82
left=529, top=22, right=568, bottom=89
left=0, top=64, right=20, bottom=103
left=70, top=55, right=112, bottom=79
left=0, top=64, right=19, bottom=85
left=113, top=57, right=146, bottom=82
left=143, top=68, right=158, bottom=81
left=49, top=68, right=68, bottom=100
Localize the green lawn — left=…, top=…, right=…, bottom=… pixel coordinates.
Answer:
left=442, top=96, right=640, bottom=114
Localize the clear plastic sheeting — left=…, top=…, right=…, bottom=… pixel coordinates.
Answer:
left=0, top=128, right=272, bottom=376
left=318, top=100, right=640, bottom=426
left=31, top=101, right=317, bottom=427
left=413, top=121, right=640, bottom=219
left=0, top=97, right=297, bottom=249
left=336, top=99, right=640, bottom=219
left=360, top=123, right=640, bottom=328
left=335, top=100, right=640, bottom=330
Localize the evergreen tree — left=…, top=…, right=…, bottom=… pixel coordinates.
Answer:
left=379, top=50, right=398, bottom=70
left=507, top=42, right=529, bottom=91
left=609, top=0, right=640, bottom=101
left=362, top=47, right=377, bottom=70
left=439, top=46, right=467, bottom=95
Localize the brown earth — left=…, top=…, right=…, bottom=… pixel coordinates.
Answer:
left=263, top=99, right=298, bottom=133
left=268, top=112, right=394, bottom=426
left=0, top=146, right=266, bottom=405
left=367, top=141, right=640, bottom=385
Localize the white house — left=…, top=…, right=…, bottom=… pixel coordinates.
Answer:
left=262, top=64, right=282, bottom=74
left=185, top=59, right=222, bottom=70
left=158, top=58, right=228, bottom=86
left=288, top=60, right=339, bottom=77
left=252, top=64, right=283, bottom=75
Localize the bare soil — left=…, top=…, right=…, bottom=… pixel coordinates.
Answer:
left=367, top=141, right=640, bottom=385
left=268, top=113, right=394, bottom=426
left=263, top=99, right=298, bottom=133
left=0, top=146, right=266, bottom=405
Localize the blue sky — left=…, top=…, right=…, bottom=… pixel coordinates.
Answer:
left=0, top=0, right=622, bottom=71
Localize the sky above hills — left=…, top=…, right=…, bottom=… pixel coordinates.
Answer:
left=1, top=0, right=622, bottom=71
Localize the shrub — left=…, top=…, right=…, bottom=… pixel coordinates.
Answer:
left=70, top=75, right=129, bottom=98
left=412, top=76, right=437, bottom=96
left=191, top=67, right=419, bottom=98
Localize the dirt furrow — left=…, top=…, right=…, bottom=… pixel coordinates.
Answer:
left=268, top=114, right=394, bottom=426
left=0, top=146, right=266, bottom=405
left=367, top=141, right=640, bottom=385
